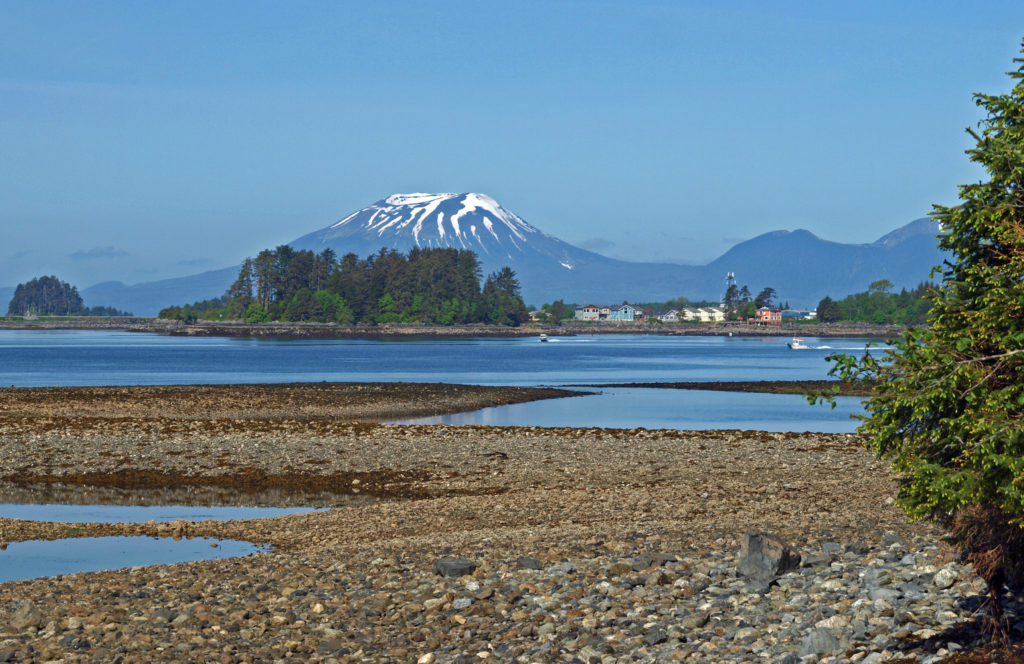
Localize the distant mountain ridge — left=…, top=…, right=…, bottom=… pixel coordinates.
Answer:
left=79, top=267, right=239, bottom=319
left=693, top=222, right=945, bottom=306
left=4, top=194, right=948, bottom=316
left=290, top=192, right=946, bottom=308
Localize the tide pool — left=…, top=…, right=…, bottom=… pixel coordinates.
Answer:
left=0, top=536, right=268, bottom=584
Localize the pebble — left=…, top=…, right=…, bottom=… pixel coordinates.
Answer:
left=0, top=532, right=1008, bottom=663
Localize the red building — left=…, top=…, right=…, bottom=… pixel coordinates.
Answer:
left=753, top=307, right=782, bottom=325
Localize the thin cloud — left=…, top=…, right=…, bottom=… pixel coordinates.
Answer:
left=68, top=246, right=129, bottom=260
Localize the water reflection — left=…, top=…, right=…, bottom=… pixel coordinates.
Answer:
left=0, top=536, right=268, bottom=583
left=396, top=388, right=863, bottom=433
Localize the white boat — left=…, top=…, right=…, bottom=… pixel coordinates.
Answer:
left=787, top=337, right=810, bottom=349
left=539, top=333, right=549, bottom=342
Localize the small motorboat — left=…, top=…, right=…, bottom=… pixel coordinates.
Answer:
left=787, top=337, right=810, bottom=349
left=539, top=333, right=549, bottom=342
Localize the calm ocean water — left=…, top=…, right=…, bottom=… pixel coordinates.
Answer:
left=0, top=329, right=870, bottom=432
left=0, top=329, right=873, bottom=384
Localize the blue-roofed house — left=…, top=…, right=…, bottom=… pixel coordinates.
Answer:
left=607, top=304, right=637, bottom=321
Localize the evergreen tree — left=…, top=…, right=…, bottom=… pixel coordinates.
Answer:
left=816, top=296, right=841, bottom=323
left=284, top=288, right=316, bottom=322
left=312, top=249, right=337, bottom=292
left=542, top=299, right=574, bottom=323
left=326, top=253, right=368, bottom=320
left=754, top=287, right=777, bottom=309
left=226, top=258, right=254, bottom=317
left=252, top=249, right=276, bottom=308
left=227, top=258, right=254, bottom=301
left=483, top=267, right=529, bottom=326
left=722, top=283, right=740, bottom=317
left=822, top=44, right=1024, bottom=633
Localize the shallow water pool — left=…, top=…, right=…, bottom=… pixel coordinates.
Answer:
left=0, top=536, right=269, bottom=583
left=395, top=387, right=863, bottom=432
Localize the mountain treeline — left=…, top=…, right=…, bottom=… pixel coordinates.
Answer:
left=6, top=275, right=132, bottom=316
left=159, top=246, right=530, bottom=326
left=816, top=280, right=933, bottom=325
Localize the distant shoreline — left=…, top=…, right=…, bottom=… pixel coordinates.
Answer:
left=0, top=317, right=906, bottom=339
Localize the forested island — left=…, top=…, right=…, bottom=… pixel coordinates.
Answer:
left=5, top=275, right=131, bottom=317
left=158, top=246, right=531, bottom=326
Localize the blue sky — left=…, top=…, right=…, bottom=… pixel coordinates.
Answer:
left=3, top=1, right=1024, bottom=288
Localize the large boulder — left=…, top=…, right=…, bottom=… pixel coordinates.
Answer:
left=737, top=532, right=802, bottom=589
left=8, top=601, right=44, bottom=631
left=433, top=557, right=477, bottom=578
left=798, top=627, right=842, bottom=656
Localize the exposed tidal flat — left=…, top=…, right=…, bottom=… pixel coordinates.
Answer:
left=0, top=383, right=1016, bottom=663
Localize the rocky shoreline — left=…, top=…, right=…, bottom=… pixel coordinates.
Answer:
left=0, top=383, right=1019, bottom=663
left=0, top=317, right=905, bottom=339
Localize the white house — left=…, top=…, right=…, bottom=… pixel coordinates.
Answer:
left=703, top=307, right=726, bottom=322
left=574, top=304, right=601, bottom=321
left=680, top=307, right=725, bottom=322
left=657, top=309, right=680, bottom=323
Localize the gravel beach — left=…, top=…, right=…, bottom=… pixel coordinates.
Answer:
left=0, top=383, right=1019, bottom=663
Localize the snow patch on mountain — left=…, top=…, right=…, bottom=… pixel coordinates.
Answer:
left=324, top=192, right=545, bottom=252
left=383, top=193, right=456, bottom=207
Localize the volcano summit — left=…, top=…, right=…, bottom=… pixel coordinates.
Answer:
left=289, top=192, right=596, bottom=278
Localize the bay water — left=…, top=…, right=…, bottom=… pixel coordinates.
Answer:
left=1, top=329, right=871, bottom=579
left=0, top=329, right=869, bottom=431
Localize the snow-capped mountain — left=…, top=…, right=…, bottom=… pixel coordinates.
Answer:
left=291, top=193, right=588, bottom=273
left=289, top=192, right=947, bottom=308
left=66, top=194, right=947, bottom=314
